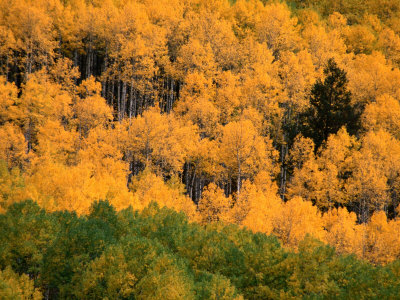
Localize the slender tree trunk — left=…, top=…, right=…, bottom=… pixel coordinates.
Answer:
left=117, top=79, right=121, bottom=121
left=111, top=80, right=115, bottom=113
left=86, top=49, right=90, bottom=78
left=194, top=177, right=199, bottom=203
left=280, top=141, right=288, bottom=200
left=169, top=78, right=174, bottom=112
left=129, top=82, right=134, bottom=119
left=185, top=163, right=190, bottom=195
left=25, top=41, right=32, bottom=81
left=237, top=169, right=241, bottom=199
left=102, top=50, right=108, bottom=97
left=121, top=81, right=127, bottom=121
left=73, top=49, right=78, bottom=67
left=141, top=94, right=146, bottom=115
left=86, top=38, right=93, bottom=78
left=25, top=118, right=32, bottom=154
left=133, top=90, right=138, bottom=117
left=5, top=55, right=9, bottom=81
left=236, top=149, right=242, bottom=198
left=199, top=178, right=204, bottom=200
left=190, top=165, right=197, bottom=201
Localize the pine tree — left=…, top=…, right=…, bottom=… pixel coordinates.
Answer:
left=301, top=58, right=360, bottom=149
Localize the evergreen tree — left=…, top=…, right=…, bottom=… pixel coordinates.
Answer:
left=302, top=58, right=360, bottom=149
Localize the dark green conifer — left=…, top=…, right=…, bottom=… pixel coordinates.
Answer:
left=302, top=58, right=360, bottom=149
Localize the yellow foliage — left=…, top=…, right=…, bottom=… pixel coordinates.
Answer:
left=255, top=2, right=300, bottom=56
left=347, top=130, right=400, bottom=220
left=288, top=135, right=314, bottom=170
left=273, top=196, right=325, bottom=250
left=219, top=119, right=277, bottom=196
left=0, top=266, right=42, bottom=300
left=237, top=178, right=282, bottom=235
left=0, top=77, right=20, bottom=124
left=278, top=50, right=316, bottom=112
left=176, top=38, right=216, bottom=80
left=187, top=138, right=221, bottom=180
left=343, top=24, right=375, bottom=54
left=302, top=24, right=347, bottom=70
left=327, top=12, right=347, bottom=29
left=198, top=183, right=232, bottom=224
left=323, top=208, right=362, bottom=256
left=363, top=211, right=400, bottom=264
left=74, top=77, right=113, bottom=135
left=363, top=94, right=400, bottom=139
left=130, top=169, right=198, bottom=221
left=289, top=128, right=357, bottom=209
left=125, top=107, right=198, bottom=173
left=0, top=162, right=28, bottom=211
left=378, top=28, right=400, bottom=65
left=25, top=158, right=132, bottom=215
left=35, top=120, right=79, bottom=165
left=176, top=72, right=219, bottom=138
left=346, top=51, right=400, bottom=105
left=0, top=123, right=27, bottom=169
left=17, top=72, right=73, bottom=149
left=287, top=155, right=323, bottom=206
left=5, top=0, right=56, bottom=77
left=214, top=71, right=241, bottom=124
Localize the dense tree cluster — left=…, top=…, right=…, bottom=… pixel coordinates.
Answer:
left=2, top=0, right=400, bottom=271
left=1, top=200, right=400, bottom=299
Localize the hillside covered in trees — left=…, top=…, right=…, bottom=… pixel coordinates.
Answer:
left=3, top=200, right=400, bottom=299
left=2, top=0, right=400, bottom=297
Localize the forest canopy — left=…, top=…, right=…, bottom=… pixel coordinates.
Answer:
left=2, top=0, right=400, bottom=296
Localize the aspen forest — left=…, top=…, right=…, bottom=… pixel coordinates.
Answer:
left=3, top=0, right=400, bottom=298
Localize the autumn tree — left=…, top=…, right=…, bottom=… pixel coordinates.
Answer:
left=0, top=123, right=28, bottom=169
left=346, top=130, right=400, bottom=222
left=18, top=71, right=73, bottom=152
left=345, top=52, right=400, bottom=106
left=272, top=196, right=325, bottom=249
left=129, top=168, right=198, bottom=221
left=0, top=78, right=19, bottom=125
left=362, top=94, right=400, bottom=139
left=363, top=211, right=400, bottom=264
left=74, top=76, right=113, bottom=137
left=197, top=183, right=232, bottom=224
left=322, top=207, right=362, bottom=256
left=0, top=160, right=27, bottom=212
left=288, top=128, right=357, bottom=210
left=255, top=2, right=300, bottom=58
left=219, top=119, right=277, bottom=197
left=122, top=107, right=198, bottom=175
left=232, top=175, right=282, bottom=235
left=0, top=266, right=42, bottom=299
left=5, top=0, right=56, bottom=80
left=301, top=23, right=346, bottom=70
